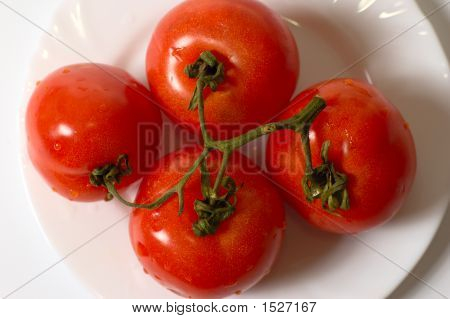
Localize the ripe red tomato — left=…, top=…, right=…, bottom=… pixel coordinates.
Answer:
left=266, top=78, right=416, bottom=234
left=146, top=0, right=299, bottom=139
left=26, top=63, right=162, bottom=201
left=130, top=146, right=285, bottom=298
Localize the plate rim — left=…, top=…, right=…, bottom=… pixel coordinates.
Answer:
left=18, top=0, right=450, bottom=299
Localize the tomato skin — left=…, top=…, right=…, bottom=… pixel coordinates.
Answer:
left=146, top=0, right=299, bottom=139
left=26, top=63, right=162, bottom=201
left=266, top=79, right=416, bottom=234
left=130, top=146, right=285, bottom=298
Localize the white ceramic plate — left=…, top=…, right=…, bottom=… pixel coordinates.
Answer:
left=20, top=0, right=450, bottom=298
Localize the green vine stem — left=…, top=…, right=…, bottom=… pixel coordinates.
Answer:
left=208, top=96, right=327, bottom=152
left=210, top=150, right=231, bottom=200
left=90, top=51, right=350, bottom=236
left=90, top=149, right=210, bottom=213
left=185, top=51, right=224, bottom=144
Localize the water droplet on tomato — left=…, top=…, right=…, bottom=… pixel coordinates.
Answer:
left=225, top=280, right=238, bottom=288
left=344, top=79, right=371, bottom=97
left=163, top=262, right=173, bottom=272
left=150, top=212, right=163, bottom=232
left=53, top=143, right=62, bottom=151
left=246, top=264, right=255, bottom=272
left=69, top=189, right=79, bottom=199
left=136, top=242, right=149, bottom=257
left=344, top=79, right=353, bottom=86
left=170, top=47, right=184, bottom=61
left=342, top=141, right=350, bottom=156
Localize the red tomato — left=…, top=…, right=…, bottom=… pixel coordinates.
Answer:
left=130, top=146, right=285, bottom=298
left=26, top=63, right=162, bottom=201
left=146, top=0, right=299, bottom=139
left=266, top=79, right=416, bottom=234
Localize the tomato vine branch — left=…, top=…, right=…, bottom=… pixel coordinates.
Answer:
left=90, top=51, right=350, bottom=236
left=90, top=148, right=210, bottom=212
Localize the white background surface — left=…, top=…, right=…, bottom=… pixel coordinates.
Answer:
left=0, top=0, right=448, bottom=299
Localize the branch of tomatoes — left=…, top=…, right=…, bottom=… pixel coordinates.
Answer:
left=90, top=51, right=350, bottom=236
